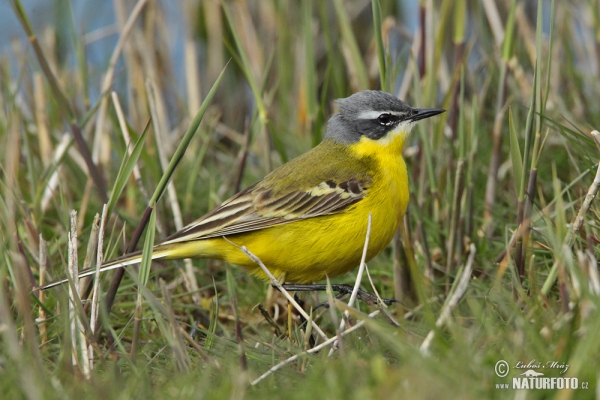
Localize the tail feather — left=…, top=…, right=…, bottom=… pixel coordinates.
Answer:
left=36, top=248, right=171, bottom=290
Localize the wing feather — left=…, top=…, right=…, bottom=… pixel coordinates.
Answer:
left=160, top=139, right=376, bottom=245
left=162, top=177, right=370, bottom=245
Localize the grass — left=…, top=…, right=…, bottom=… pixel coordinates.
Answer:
left=1, top=0, right=600, bottom=398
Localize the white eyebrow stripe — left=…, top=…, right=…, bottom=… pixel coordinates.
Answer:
left=356, top=110, right=407, bottom=119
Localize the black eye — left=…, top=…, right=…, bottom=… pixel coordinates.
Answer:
left=377, top=113, right=392, bottom=126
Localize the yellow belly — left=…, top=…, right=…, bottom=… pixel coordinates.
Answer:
left=225, top=197, right=405, bottom=282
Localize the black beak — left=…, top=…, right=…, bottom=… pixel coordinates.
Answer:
left=408, top=108, right=446, bottom=122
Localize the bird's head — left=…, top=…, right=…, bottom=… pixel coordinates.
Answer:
left=325, top=90, right=445, bottom=147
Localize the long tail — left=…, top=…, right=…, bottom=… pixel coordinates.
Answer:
left=37, top=247, right=172, bottom=290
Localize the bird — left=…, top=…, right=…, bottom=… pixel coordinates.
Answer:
left=41, top=90, right=444, bottom=290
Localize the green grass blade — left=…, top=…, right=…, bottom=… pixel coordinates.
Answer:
left=518, top=67, right=536, bottom=199
left=106, top=121, right=151, bottom=217
left=303, top=0, right=317, bottom=124
left=501, top=0, right=518, bottom=62
left=332, top=0, right=369, bottom=89
left=138, top=202, right=156, bottom=288
left=372, top=0, right=387, bottom=91
left=221, top=3, right=266, bottom=122
left=149, top=62, right=228, bottom=206
left=453, top=0, right=466, bottom=44
left=508, top=107, right=523, bottom=198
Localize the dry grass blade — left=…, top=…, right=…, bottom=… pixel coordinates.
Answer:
left=92, top=0, right=149, bottom=165
left=420, top=243, right=475, bottom=355
left=347, top=213, right=372, bottom=308
left=364, top=265, right=400, bottom=327
left=89, top=204, right=108, bottom=369
left=445, top=159, right=465, bottom=277
left=481, top=0, right=505, bottom=46
left=568, top=162, right=600, bottom=241
left=0, top=267, right=42, bottom=400
left=328, top=213, right=373, bottom=356
left=591, top=130, right=600, bottom=152
left=40, top=134, right=72, bottom=212
left=66, top=210, right=90, bottom=377
left=80, top=213, right=100, bottom=295
left=37, top=235, right=48, bottom=345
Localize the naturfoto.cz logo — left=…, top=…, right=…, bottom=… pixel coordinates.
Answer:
left=494, top=360, right=589, bottom=390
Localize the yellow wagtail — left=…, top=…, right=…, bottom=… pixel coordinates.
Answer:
left=42, top=90, right=444, bottom=290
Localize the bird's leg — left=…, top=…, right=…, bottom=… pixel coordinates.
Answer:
left=277, top=283, right=397, bottom=308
